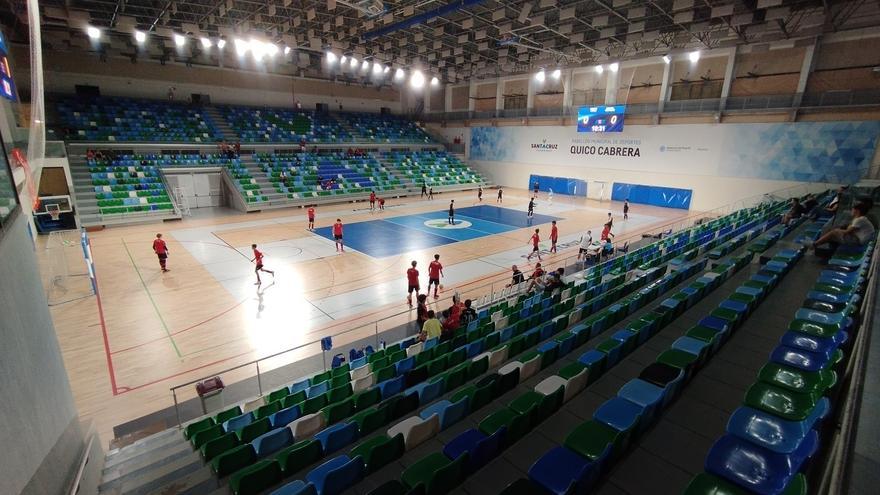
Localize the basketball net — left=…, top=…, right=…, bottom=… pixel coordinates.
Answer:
left=48, top=209, right=60, bottom=221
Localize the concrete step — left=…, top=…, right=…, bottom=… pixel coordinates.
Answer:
left=101, top=440, right=193, bottom=485
left=102, top=454, right=204, bottom=495
left=104, top=428, right=183, bottom=466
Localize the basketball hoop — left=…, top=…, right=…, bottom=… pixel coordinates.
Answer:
left=48, top=209, right=61, bottom=221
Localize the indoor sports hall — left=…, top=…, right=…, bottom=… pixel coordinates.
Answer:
left=2, top=2, right=880, bottom=495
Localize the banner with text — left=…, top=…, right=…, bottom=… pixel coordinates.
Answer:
left=469, top=121, right=880, bottom=183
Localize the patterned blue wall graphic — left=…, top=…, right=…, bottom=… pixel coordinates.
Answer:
left=719, top=121, right=880, bottom=183
left=471, top=127, right=516, bottom=161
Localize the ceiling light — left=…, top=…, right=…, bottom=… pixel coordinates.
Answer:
left=340, top=55, right=347, bottom=65
left=372, top=63, right=383, bottom=75
left=394, top=68, right=405, bottom=80
left=234, top=38, right=250, bottom=56
left=350, top=57, right=358, bottom=68
left=250, top=39, right=266, bottom=59
left=200, top=37, right=212, bottom=49
left=662, top=54, right=671, bottom=64
left=327, top=51, right=337, bottom=63
left=174, top=33, right=186, bottom=47
left=410, top=70, right=425, bottom=89
left=689, top=50, right=700, bottom=63
left=384, top=66, right=390, bottom=74
left=535, top=68, right=545, bottom=82
left=217, top=39, right=227, bottom=49
left=609, top=62, right=619, bottom=72
left=362, top=60, right=371, bottom=71
left=86, top=26, right=101, bottom=39
left=266, top=43, right=279, bottom=57
left=430, top=76, right=440, bottom=86
left=284, top=46, right=291, bottom=55
left=595, top=65, right=604, bottom=74
left=134, top=30, right=146, bottom=43
left=551, top=69, right=561, bottom=80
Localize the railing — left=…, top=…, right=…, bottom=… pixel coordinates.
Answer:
left=422, top=89, right=880, bottom=122
left=168, top=181, right=833, bottom=426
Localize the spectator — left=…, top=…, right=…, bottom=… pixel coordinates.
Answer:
left=526, top=263, right=546, bottom=292
left=441, top=294, right=464, bottom=339
left=416, top=294, right=429, bottom=330
left=233, top=141, right=241, bottom=157
left=542, top=268, right=565, bottom=294
left=811, top=202, right=875, bottom=250
left=600, top=222, right=614, bottom=241
left=782, top=198, right=806, bottom=224
left=578, top=230, right=593, bottom=260
left=420, top=310, right=442, bottom=341
left=826, top=186, right=847, bottom=214
left=279, top=169, right=288, bottom=187
left=460, top=299, right=478, bottom=327
left=509, top=264, right=524, bottom=287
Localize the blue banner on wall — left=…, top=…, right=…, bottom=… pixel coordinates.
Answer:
left=529, top=175, right=588, bottom=197
left=612, top=182, right=692, bottom=210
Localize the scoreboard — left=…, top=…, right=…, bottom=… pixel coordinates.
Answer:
left=0, top=32, right=15, bottom=102
left=577, top=105, right=625, bottom=133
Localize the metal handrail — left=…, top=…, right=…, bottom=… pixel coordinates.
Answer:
left=167, top=182, right=833, bottom=424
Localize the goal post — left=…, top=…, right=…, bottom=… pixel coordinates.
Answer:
left=44, top=228, right=96, bottom=305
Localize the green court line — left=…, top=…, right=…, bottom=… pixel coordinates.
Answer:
left=121, top=239, right=182, bottom=358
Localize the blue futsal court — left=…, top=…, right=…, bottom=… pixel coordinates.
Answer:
left=314, top=205, right=561, bottom=258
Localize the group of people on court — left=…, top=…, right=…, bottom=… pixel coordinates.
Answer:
left=415, top=292, right=478, bottom=343
left=406, top=254, right=445, bottom=306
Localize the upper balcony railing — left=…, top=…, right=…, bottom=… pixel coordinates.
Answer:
left=423, top=88, right=880, bottom=122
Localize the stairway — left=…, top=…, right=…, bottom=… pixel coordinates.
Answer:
left=203, top=106, right=239, bottom=142
left=237, top=154, right=291, bottom=207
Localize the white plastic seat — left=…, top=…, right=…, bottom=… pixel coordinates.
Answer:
left=535, top=375, right=567, bottom=398
left=352, top=373, right=375, bottom=393
left=387, top=414, right=440, bottom=450
left=487, top=346, right=509, bottom=368
left=242, top=397, right=265, bottom=414
left=496, top=315, right=509, bottom=329
left=498, top=361, right=522, bottom=376
left=575, top=292, right=586, bottom=306
left=561, top=288, right=572, bottom=300
left=350, top=365, right=372, bottom=381
left=289, top=412, right=325, bottom=439
left=406, top=342, right=424, bottom=358
left=519, top=354, right=542, bottom=381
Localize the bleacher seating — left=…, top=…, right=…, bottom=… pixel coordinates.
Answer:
left=162, top=198, right=798, bottom=495
left=56, top=96, right=223, bottom=142
left=254, top=152, right=404, bottom=199
left=342, top=113, right=432, bottom=143
left=218, top=106, right=352, bottom=144
left=380, top=150, right=485, bottom=189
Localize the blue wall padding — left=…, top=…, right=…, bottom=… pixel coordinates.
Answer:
left=611, top=182, right=692, bottom=209
left=528, top=175, right=588, bottom=197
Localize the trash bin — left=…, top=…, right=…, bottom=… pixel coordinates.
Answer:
left=196, top=376, right=225, bottom=415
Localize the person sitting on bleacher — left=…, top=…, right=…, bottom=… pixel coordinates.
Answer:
left=810, top=201, right=875, bottom=250
left=825, top=186, right=847, bottom=215
left=782, top=197, right=806, bottom=224
left=508, top=265, right=525, bottom=287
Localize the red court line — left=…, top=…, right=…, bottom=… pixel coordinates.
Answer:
left=92, top=260, right=119, bottom=396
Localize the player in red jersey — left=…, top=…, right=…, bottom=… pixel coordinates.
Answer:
left=307, top=206, right=316, bottom=230
left=527, top=228, right=542, bottom=261
left=427, top=253, right=444, bottom=298
left=152, top=233, right=169, bottom=272
left=369, top=190, right=376, bottom=211
left=333, top=219, right=344, bottom=252
left=378, top=197, right=385, bottom=211
left=550, top=220, right=559, bottom=253
left=250, top=244, right=275, bottom=285
left=406, top=260, right=420, bottom=306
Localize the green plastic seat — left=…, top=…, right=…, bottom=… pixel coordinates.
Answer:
left=211, top=444, right=256, bottom=477
left=374, top=365, right=396, bottom=383
left=254, top=400, right=282, bottom=420
left=401, top=452, right=467, bottom=495
left=332, top=363, right=351, bottom=377
left=468, top=355, right=489, bottom=379
left=447, top=348, right=467, bottom=367
left=353, top=388, right=382, bottom=411
left=276, top=439, right=323, bottom=475
left=282, top=390, right=307, bottom=409
left=322, top=397, right=354, bottom=423
left=311, top=370, right=332, bottom=386
left=788, top=319, right=840, bottom=338
left=711, top=307, right=741, bottom=327
left=743, top=382, right=818, bottom=421
left=191, top=424, right=224, bottom=449
left=558, top=362, right=587, bottom=381
left=564, top=419, right=624, bottom=461
left=183, top=417, right=215, bottom=440
left=758, top=363, right=837, bottom=396
left=683, top=472, right=807, bottom=495
left=237, top=417, right=271, bottom=443
left=686, top=325, right=724, bottom=348
left=657, top=349, right=700, bottom=379
left=267, top=387, right=290, bottom=404
left=478, top=407, right=530, bottom=445
left=229, top=459, right=282, bottom=495
left=353, top=407, right=389, bottom=435
left=302, top=394, right=329, bottom=415
left=444, top=366, right=467, bottom=391
left=328, top=383, right=353, bottom=404
left=350, top=433, right=405, bottom=473
left=427, top=356, right=448, bottom=376
left=508, top=391, right=543, bottom=422
left=201, top=431, right=240, bottom=461
left=215, top=406, right=243, bottom=424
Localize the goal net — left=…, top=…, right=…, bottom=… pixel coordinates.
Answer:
left=45, top=230, right=94, bottom=305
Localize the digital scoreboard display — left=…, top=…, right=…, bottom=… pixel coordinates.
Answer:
left=0, top=32, right=15, bottom=102
left=577, top=105, right=625, bottom=133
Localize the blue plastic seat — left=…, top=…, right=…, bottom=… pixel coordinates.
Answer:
left=705, top=431, right=818, bottom=495
left=672, top=336, right=711, bottom=364
left=395, top=357, right=415, bottom=375
left=314, top=421, right=360, bottom=455
left=699, top=316, right=730, bottom=335
left=443, top=427, right=506, bottom=472
left=466, top=341, right=484, bottom=358
left=528, top=446, right=600, bottom=494
left=308, top=381, right=329, bottom=398
left=770, top=345, right=830, bottom=372
left=617, top=379, right=665, bottom=428
left=726, top=406, right=817, bottom=454
left=253, top=427, right=294, bottom=457
left=806, top=290, right=848, bottom=305
left=419, top=397, right=469, bottom=430
left=378, top=376, right=405, bottom=399
left=223, top=412, right=255, bottom=433
left=305, top=454, right=365, bottom=495
left=593, top=397, right=642, bottom=433
left=269, top=405, right=301, bottom=428
left=795, top=308, right=845, bottom=326
left=556, top=333, right=576, bottom=357
left=423, top=337, right=438, bottom=351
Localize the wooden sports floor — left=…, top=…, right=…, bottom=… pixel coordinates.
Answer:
left=37, top=188, right=694, bottom=445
